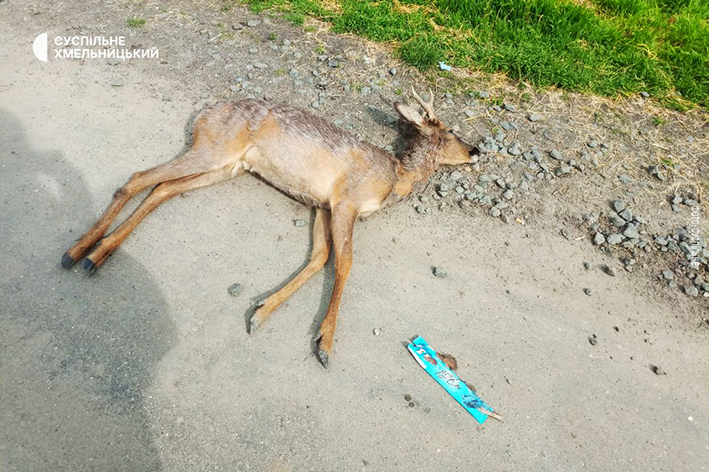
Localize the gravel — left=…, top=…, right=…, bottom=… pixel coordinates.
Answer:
left=488, top=207, right=502, bottom=217
left=612, top=199, right=626, bottom=212
left=227, top=283, right=243, bottom=297
left=623, top=225, right=640, bottom=239
left=684, top=285, right=699, bottom=297
left=294, top=219, right=308, bottom=227
left=549, top=149, right=563, bottom=160
left=432, top=266, right=447, bottom=278
left=528, top=114, right=542, bottom=122
left=593, top=233, right=606, bottom=245
left=607, top=233, right=624, bottom=245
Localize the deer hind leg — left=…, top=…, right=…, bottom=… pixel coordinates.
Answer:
left=62, top=150, right=225, bottom=269
left=316, top=203, right=357, bottom=368
left=81, top=166, right=233, bottom=274
left=249, top=208, right=332, bottom=334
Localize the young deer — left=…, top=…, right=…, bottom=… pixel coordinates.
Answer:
left=62, top=88, right=477, bottom=367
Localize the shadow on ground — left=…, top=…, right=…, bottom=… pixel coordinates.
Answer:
left=0, top=109, right=174, bottom=471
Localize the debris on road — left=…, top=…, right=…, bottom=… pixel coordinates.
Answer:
left=407, top=336, right=502, bottom=424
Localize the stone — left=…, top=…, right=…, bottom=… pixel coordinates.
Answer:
left=593, top=233, right=606, bottom=245
left=607, top=233, right=624, bottom=245
left=227, top=283, right=243, bottom=297
left=528, top=114, right=542, bottom=122
left=612, top=199, right=625, bottom=212
left=246, top=19, right=261, bottom=27
left=623, top=225, right=640, bottom=239
left=619, top=209, right=634, bottom=221
left=549, top=149, right=563, bottom=160
left=294, top=219, right=308, bottom=227
left=433, top=267, right=447, bottom=278
left=684, top=285, right=699, bottom=297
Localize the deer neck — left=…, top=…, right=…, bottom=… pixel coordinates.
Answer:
left=392, top=135, right=439, bottom=198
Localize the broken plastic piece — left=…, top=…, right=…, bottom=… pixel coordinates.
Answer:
left=438, top=62, right=452, bottom=71
left=407, top=335, right=501, bottom=424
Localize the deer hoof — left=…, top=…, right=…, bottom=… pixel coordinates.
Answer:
left=61, top=252, right=75, bottom=269
left=248, top=316, right=260, bottom=335
left=81, top=258, right=97, bottom=275
left=316, top=348, right=329, bottom=369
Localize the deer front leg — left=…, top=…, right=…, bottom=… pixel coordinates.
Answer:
left=316, top=203, right=357, bottom=368
left=249, top=208, right=332, bottom=333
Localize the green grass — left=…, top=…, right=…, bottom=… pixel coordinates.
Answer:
left=126, top=17, right=147, bottom=28
left=241, top=0, right=709, bottom=108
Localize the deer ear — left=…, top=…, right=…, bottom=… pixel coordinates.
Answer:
left=394, top=102, right=425, bottom=128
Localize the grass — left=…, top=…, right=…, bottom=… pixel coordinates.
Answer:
left=126, top=17, right=147, bottom=28
left=241, top=0, right=709, bottom=109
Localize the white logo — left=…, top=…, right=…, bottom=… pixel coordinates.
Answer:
left=33, top=32, right=48, bottom=62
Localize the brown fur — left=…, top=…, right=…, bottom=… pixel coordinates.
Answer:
left=62, top=91, right=477, bottom=367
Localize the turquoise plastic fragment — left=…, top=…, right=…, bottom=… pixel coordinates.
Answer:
left=407, top=335, right=497, bottom=424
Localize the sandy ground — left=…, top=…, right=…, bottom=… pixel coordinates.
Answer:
left=1, top=2, right=708, bottom=471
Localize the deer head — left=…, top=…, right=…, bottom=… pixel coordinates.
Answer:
left=394, top=87, right=477, bottom=167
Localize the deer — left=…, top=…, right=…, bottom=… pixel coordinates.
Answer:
left=61, top=88, right=478, bottom=367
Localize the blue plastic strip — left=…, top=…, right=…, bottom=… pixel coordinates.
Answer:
left=407, top=335, right=496, bottom=424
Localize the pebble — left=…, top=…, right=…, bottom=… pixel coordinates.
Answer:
left=360, top=86, right=371, bottom=95
left=619, top=209, right=634, bottom=221
left=648, top=165, right=666, bottom=181
left=607, top=233, right=624, bottom=245
left=373, top=328, right=381, bottom=336
left=640, top=91, right=650, bottom=98
left=294, top=219, right=308, bottom=227
left=584, top=262, right=593, bottom=270
left=618, top=174, right=632, bottom=184
left=508, top=145, right=522, bottom=156
left=389, top=68, right=397, bottom=75
left=608, top=212, right=625, bottom=228
left=612, top=199, right=625, bottom=212
left=601, top=265, right=616, bottom=277
left=503, top=103, right=516, bottom=112
left=528, top=114, right=542, bottom=122
left=555, top=165, right=572, bottom=176
left=488, top=207, right=501, bottom=217
left=588, top=334, right=598, bottom=346
left=227, top=283, right=243, bottom=297
left=502, top=189, right=514, bottom=200
left=684, top=285, right=699, bottom=297
left=650, top=365, right=666, bottom=375
left=246, top=19, right=261, bottom=27
left=478, top=91, right=490, bottom=99
left=549, top=149, right=563, bottom=160
left=623, top=226, right=640, bottom=239
left=593, top=233, right=605, bottom=245
left=583, top=288, right=593, bottom=296
left=109, top=77, right=124, bottom=87
left=587, top=140, right=598, bottom=148
left=253, top=62, right=267, bottom=69
left=432, top=267, right=447, bottom=278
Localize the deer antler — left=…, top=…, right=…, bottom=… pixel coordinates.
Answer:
left=410, top=87, right=436, bottom=121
